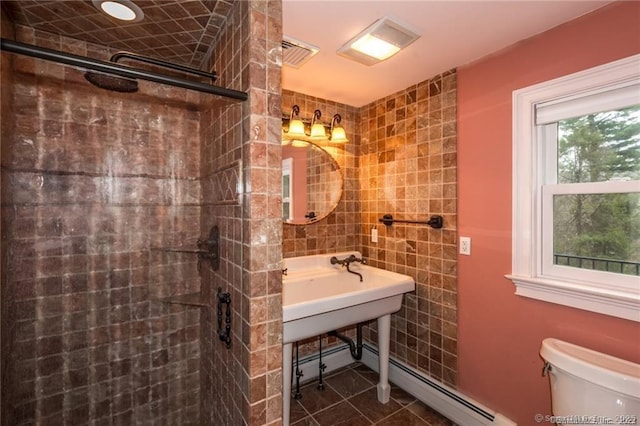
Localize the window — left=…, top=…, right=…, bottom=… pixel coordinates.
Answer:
left=283, top=158, right=293, bottom=222
left=508, top=54, right=640, bottom=322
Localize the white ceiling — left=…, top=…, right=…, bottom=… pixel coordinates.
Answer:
left=282, top=0, right=613, bottom=107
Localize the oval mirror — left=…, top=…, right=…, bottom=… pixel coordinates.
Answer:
left=282, top=140, right=343, bottom=224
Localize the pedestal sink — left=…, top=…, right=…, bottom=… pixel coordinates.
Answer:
left=282, top=252, right=415, bottom=425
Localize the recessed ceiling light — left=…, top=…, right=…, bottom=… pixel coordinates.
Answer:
left=337, top=16, right=421, bottom=66
left=350, top=34, right=400, bottom=61
left=92, top=0, right=144, bottom=22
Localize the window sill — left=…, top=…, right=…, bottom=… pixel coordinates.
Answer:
left=505, top=274, right=640, bottom=322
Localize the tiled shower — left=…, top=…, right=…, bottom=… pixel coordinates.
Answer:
left=1, top=0, right=284, bottom=425
left=2, top=26, right=204, bottom=424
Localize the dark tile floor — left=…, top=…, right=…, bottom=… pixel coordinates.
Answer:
left=290, top=363, right=455, bottom=426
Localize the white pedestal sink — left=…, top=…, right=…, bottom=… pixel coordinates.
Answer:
left=282, top=252, right=415, bottom=425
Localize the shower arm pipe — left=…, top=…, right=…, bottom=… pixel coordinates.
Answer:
left=110, top=51, right=217, bottom=81
left=0, top=38, right=247, bottom=101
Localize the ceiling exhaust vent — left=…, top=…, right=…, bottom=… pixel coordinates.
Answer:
left=282, top=35, right=319, bottom=69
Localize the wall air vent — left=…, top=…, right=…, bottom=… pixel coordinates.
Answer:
left=282, top=35, right=319, bottom=69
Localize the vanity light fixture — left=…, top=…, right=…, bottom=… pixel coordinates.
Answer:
left=282, top=106, right=348, bottom=144
left=284, top=105, right=306, bottom=140
left=93, top=0, right=144, bottom=22
left=308, top=110, right=328, bottom=142
left=329, top=114, right=348, bottom=143
left=337, top=16, right=420, bottom=66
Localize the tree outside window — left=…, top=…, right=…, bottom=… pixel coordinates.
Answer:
left=553, top=105, right=640, bottom=276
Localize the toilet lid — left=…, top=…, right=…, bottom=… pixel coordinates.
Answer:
left=540, top=338, right=640, bottom=398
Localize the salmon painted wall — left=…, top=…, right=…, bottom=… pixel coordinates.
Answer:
left=282, top=144, right=308, bottom=221
left=457, top=2, right=640, bottom=424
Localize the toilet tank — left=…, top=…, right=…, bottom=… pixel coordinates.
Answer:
left=540, top=338, right=640, bottom=418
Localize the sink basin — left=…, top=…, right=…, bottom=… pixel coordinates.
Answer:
left=283, top=252, right=415, bottom=342
left=282, top=252, right=415, bottom=425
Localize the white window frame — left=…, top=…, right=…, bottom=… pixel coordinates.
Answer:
left=541, top=181, right=640, bottom=290
left=507, top=54, right=640, bottom=322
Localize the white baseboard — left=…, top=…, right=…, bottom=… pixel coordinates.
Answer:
left=292, top=343, right=517, bottom=426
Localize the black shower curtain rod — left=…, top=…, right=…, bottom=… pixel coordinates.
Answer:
left=0, top=38, right=248, bottom=101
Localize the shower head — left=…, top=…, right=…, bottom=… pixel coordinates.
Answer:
left=82, top=50, right=215, bottom=94
left=84, top=71, right=139, bottom=93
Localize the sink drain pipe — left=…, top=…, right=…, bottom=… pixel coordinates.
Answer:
left=328, top=322, right=364, bottom=360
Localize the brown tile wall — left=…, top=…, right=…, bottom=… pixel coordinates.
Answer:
left=359, top=71, right=458, bottom=386
left=2, top=0, right=234, bottom=68
left=200, top=1, right=283, bottom=425
left=282, top=90, right=361, bottom=258
left=198, top=0, right=245, bottom=423
left=241, top=1, right=284, bottom=424
left=281, top=72, right=458, bottom=386
left=1, top=7, right=16, bottom=425
left=1, top=27, right=204, bottom=425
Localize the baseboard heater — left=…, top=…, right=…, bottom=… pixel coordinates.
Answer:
left=293, top=343, right=517, bottom=426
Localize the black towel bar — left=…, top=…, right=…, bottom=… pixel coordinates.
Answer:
left=379, top=214, right=443, bottom=229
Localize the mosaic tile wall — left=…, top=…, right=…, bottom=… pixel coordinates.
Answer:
left=359, top=71, right=458, bottom=386
left=2, top=0, right=235, bottom=68
left=201, top=1, right=284, bottom=425
left=1, top=26, right=203, bottom=425
left=198, top=0, right=245, bottom=423
left=282, top=90, right=361, bottom=258
left=240, top=1, right=284, bottom=423
left=282, top=72, right=458, bottom=386
left=0, top=8, right=15, bottom=424
left=3, top=1, right=282, bottom=424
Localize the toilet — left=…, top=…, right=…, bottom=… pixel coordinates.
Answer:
left=540, top=338, right=640, bottom=417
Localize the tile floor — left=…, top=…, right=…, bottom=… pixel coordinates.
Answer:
left=290, top=363, right=455, bottom=426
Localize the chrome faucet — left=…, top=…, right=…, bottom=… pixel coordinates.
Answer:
left=330, top=255, right=366, bottom=281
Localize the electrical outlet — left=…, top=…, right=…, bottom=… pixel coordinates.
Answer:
left=371, top=227, right=378, bottom=243
left=460, top=236, right=471, bottom=255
